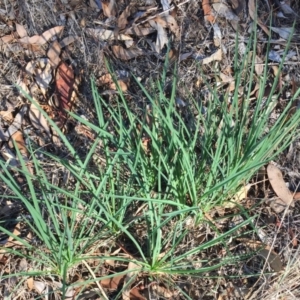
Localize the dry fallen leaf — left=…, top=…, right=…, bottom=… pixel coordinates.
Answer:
left=25, top=58, right=53, bottom=96
left=27, top=277, right=34, bottom=291
left=28, top=104, right=51, bottom=137
left=254, top=54, right=264, bottom=76
left=112, top=45, right=144, bottom=60
left=154, top=15, right=180, bottom=37
left=47, top=40, right=61, bottom=68
left=238, top=238, right=283, bottom=272
left=60, top=35, right=77, bottom=48
left=33, top=281, right=47, bottom=294
left=248, top=0, right=270, bottom=36
left=5, top=106, right=27, bottom=138
left=202, top=0, right=215, bottom=23
left=100, top=274, right=124, bottom=290
left=102, top=0, right=117, bottom=17
left=117, top=5, right=135, bottom=30
left=18, top=26, right=64, bottom=45
left=271, top=27, right=293, bottom=40
left=149, top=20, right=168, bottom=53
left=27, top=59, right=53, bottom=96
left=16, top=23, right=28, bottom=38
left=122, top=262, right=141, bottom=300
left=161, top=0, right=171, bottom=11
left=267, top=164, right=294, bottom=212
left=98, top=72, right=129, bottom=92
left=55, top=62, right=76, bottom=126
left=0, top=145, right=19, bottom=167
left=86, top=28, right=132, bottom=41
left=212, top=1, right=239, bottom=21
left=201, top=48, right=222, bottom=64
left=11, top=130, right=28, bottom=157
left=124, top=25, right=155, bottom=36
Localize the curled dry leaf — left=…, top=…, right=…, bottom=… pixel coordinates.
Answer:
left=267, top=164, right=294, bottom=212
left=86, top=28, right=132, bottom=41
left=112, top=45, right=144, bottom=60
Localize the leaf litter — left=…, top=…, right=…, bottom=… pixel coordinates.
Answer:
left=1, top=0, right=300, bottom=299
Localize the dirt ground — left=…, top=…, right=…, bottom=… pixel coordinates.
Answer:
left=1, top=0, right=300, bottom=299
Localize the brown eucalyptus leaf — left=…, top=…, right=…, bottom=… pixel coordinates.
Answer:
left=212, top=1, right=239, bottom=21
left=238, top=239, right=283, bottom=272
left=86, top=28, right=132, bottom=41
left=102, top=0, right=117, bottom=17
left=112, top=45, right=144, bottom=60
left=154, top=15, right=180, bottom=37
left=11, top=130, right=28, bottom=157
left=202, top=48, right=222, bottom=64
left=160, top=0, right=171, bottom=11
left=271, top=27, right=293, bottom=40
left=0, top=34, right=14, bottom=44
left=267, top=164, right=294, bottom=212
left=149, top=20, right=168, bottom=53
left=36, top=59, right=53, bottom=96
left=16, top=23, right=28, bottom=38
left=60, top=35, right=77, bottom=48
left=28, top=104, right=51, bottom=137
left=18, top=26, right=64, bottom=45
left=258, top=248, right=283, bottom=272
left=47, top=40, right=61, bottom=68
left=117, top=5, right=135, bottom=30
left=248, top=0, right=270, bottom=36
left=122, top=262, right=141, bottom=300
left=100, top=274, right=124, bottom=290
left=6, top=106, right=27, bottom=138
left=0, top=124, right=7, bottom=142
left=0, top=145, right=18, bottom=167
left=124, top=26, right=155, bottom=36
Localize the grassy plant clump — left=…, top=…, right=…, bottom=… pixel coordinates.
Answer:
left=0, top=30, right=300, bottom=298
